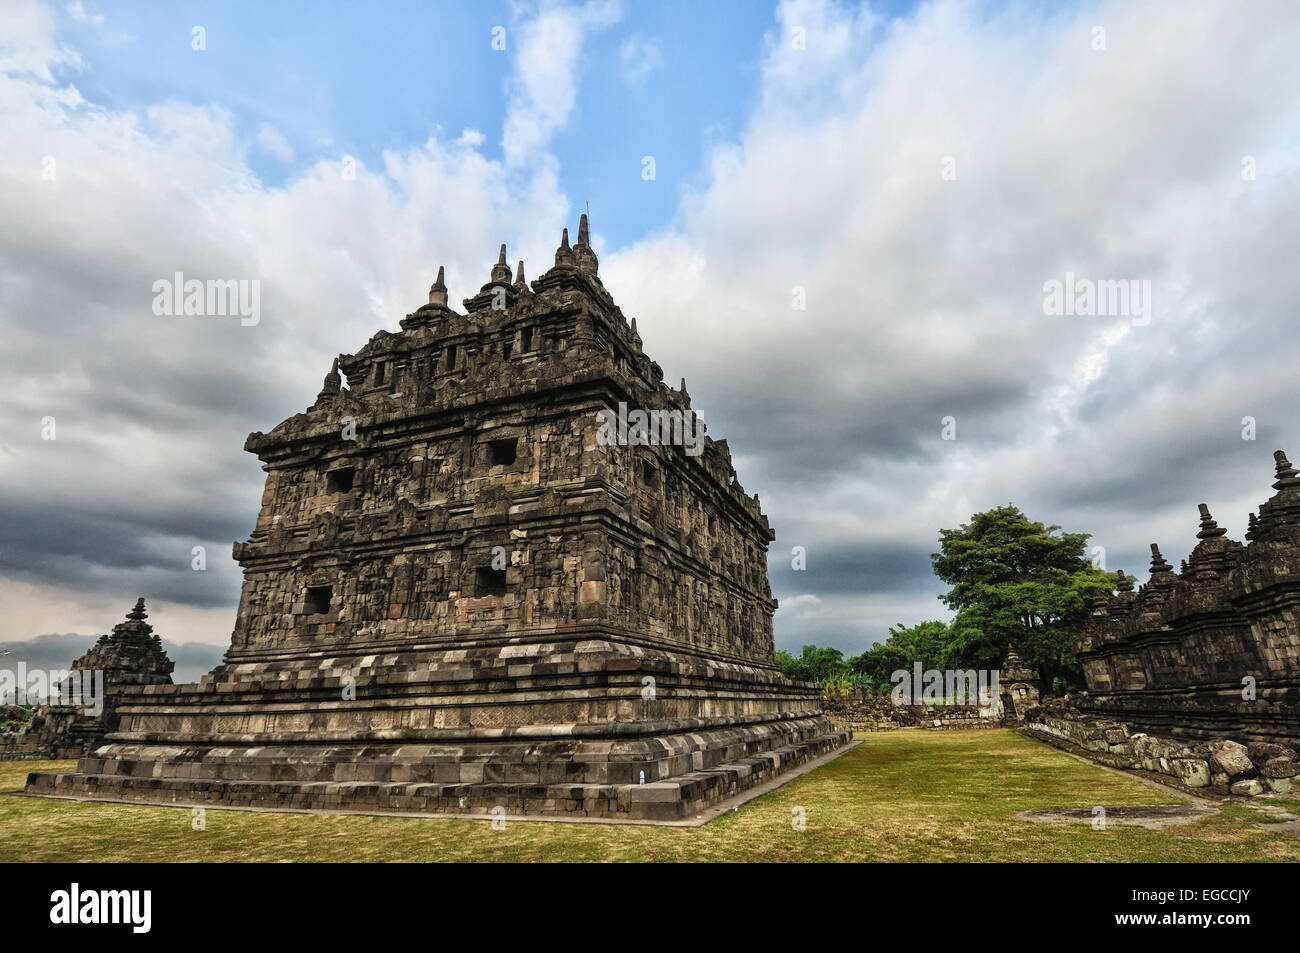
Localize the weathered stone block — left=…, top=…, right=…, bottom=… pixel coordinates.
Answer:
left=1261, top=758, right=1300, bottom=779
left=1208, top=741, right=1257, bottom=780
left=1169, top=758, right=1211, bottom=787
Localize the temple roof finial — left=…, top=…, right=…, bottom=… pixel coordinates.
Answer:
left=1116, top=569, right=1133, bottom=592
left=317, top=357, right=342, bottom=402
left=554, top=227, right=574, bottom=268
left=573, top=215, right=599, bottom=276
left=1274, top=449, right=1299, bottom=489
left=428, top=266, right=448, bottom=307
left=127, top=597, right=147, bottom=622
left=514, top=260, right=527, bottom=289
left=1197, top=503, right=1227, bottom=539
left=1149, top=543, right=1173, bottom=574
left=490, top=244, right=512, bottom=284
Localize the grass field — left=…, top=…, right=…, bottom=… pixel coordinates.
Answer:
left=2, top=729, right=1297, bottom=862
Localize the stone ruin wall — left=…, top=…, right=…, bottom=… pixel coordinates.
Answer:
left=1025, top=701, right=1297, bottom=797
left=822, top=695, right=1001, bottom=733
left=1071, top=450, right=1300, bottom=742
left=1024, top=450, right=1300, bottom=796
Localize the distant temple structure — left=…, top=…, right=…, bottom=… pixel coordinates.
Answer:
left=996, top=645, right=1039, bottom=724
left=1024, top=451, right=1300, bottom=797
left=27, top=215, right=848, bottom=820
left=1, top=598, right=173, bottom=759
left=1072, top=451, right=1300, bottom=745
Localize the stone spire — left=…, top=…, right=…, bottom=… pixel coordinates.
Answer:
left=513, top=260, right=528, bottom=293
left=315, top=357, right=342, bottom=404
left=1196, top=503, right=1227, bottom=539
left=554, top=227, right=575, bottom=269
left=1251, top=449, right=1300, bottom=541
left=72, top=598, right=174, bottom=686
left=1116, top=569, right=1133, bottom=592
left=429, top=265, right=447, bottom=308
left=1274, top=449, right=1300, bottom=490
left=1186, top=501, right=1244, bottom=578
left=997, top=644, right=1039, bottom=712
left=1149, top=543, right=1174, bottom=575
left=573, top=212, right=598, bottom=276
left=491, top=243, right=512, bottom=284
left=401, top=266, right=451, bottom=330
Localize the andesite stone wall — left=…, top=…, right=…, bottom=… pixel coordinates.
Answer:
left=1069, top=450, right=1300, bottom=746
left=1025, top=451, right=1300, bottom=795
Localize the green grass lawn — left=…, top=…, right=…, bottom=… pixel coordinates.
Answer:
left=2, top=729, right=1296, bottom=862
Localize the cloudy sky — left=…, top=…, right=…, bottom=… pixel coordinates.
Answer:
left=2, top=0, right=1298, bottom=662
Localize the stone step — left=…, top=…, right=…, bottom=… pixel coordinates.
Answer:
left=25, top=730, right=850, bottom=821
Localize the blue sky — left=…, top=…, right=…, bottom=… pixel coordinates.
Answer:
left=61, top=1, right=795, bottom=246
left=58, top=1, right=949, bottom=247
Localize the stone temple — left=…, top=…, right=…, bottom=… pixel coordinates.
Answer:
left=27, top=215, right=850, bottom=821
left=1026, top=450, right=1300, bottom=796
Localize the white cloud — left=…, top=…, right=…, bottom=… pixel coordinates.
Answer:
left=65, top=1, right=103, bottom=27
left=618, top=35, right=663, bottom=90
left=0, top=0, right=81, bottom=80
left=501, top=0, right=622, bottom=165
left=255, top=121, right=295, bottom=163
left=456, top=127, right=486, bottom=148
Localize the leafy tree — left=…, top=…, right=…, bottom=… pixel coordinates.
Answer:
left=776, top=644, right=845, bottom=683
left=931, top=505, right=1116, bottom=691
left=847, top=620, right=951, bottom=693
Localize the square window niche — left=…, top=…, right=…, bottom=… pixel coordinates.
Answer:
left=488, top=438, right=517, bottom=466
left=475, top=567, right=507, bottom=597
left=304, top=585, right=333, bottom=615
left=327, top=467, right=356, bottom=493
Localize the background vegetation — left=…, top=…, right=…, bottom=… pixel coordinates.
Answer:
left=778, top=505, right=1118, bottom=696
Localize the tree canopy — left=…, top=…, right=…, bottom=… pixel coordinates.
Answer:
left=932, top=504, right=1116, bottom=690
left=775, top=644, right=845, bottom=684
left=847, top=620, right=952, bottom=693
left=775, top=505, right=1119, bottom=696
